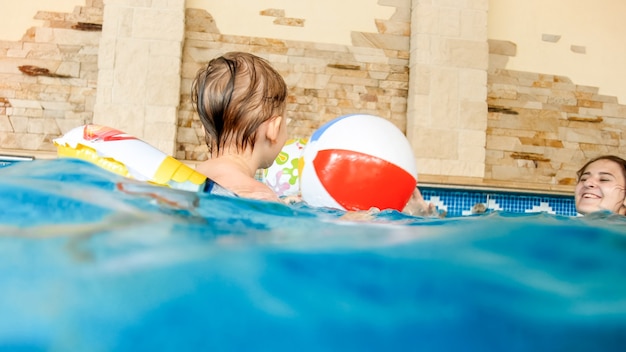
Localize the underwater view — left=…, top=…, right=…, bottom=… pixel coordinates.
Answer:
left=1, top=158, right=626, bottom=351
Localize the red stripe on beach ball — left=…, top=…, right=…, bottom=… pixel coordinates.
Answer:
left=313, top=149, right=416, bottom=211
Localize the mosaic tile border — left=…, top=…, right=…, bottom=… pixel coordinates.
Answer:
left=420, top=186, right=578, bottom=217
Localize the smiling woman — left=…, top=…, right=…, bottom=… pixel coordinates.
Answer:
left=575, top=155, right=626, bottom=215
left=0, top=0, right=83, bottom=41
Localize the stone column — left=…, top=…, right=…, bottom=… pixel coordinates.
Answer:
left=407, top=0, right=489, bottom=178
left=94, top=0, right=185, bottom=155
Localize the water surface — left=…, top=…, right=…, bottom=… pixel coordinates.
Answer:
left=0, top=159, right=625, bottom=351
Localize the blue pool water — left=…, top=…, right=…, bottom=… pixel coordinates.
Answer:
left=1, top=159, right=626, bottom=351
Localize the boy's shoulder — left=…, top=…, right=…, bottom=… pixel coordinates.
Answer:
left=196, top=159, right=279, bottom=202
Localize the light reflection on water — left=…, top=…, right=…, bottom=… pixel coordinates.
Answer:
left=0, top=159, right=625, bottom=351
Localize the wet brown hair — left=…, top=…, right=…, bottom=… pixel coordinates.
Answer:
left=576, top=155, right=626, bottom=184
left=191, top=52, right=287, bottom=155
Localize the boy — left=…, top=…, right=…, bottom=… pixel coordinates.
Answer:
left=192, top=51, right=438, bottom=217
left=192, top=52, right=288, bottom=201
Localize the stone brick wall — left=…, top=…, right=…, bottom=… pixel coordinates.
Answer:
left=2, top=1, right=626, bottom=194
left=408, top=0, right=489, bottom=179
left=0, top=0, right=102, bottom=152
left=485, top=39, right=626, bottom=192
left=176, top=5, right=411, bottom=161
left=94, top=0, right=185, bottom=155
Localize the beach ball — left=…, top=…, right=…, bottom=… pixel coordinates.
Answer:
left=300, top=114, right=417, bottom=211
left=264, top=138, right=307, bottom=197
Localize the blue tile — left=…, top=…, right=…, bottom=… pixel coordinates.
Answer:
left=420, top=186, right=577, bottom=217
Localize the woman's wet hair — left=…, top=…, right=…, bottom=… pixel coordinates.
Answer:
left=576, top=155, right=626, bottom=184
left=191, top=52, right=287, bottom=155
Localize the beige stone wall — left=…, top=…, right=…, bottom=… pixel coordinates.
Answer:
left=481, top=39, right=626, bottom=192
left=0, top=0, right=102, bottom=154
left=94, top=0, right=185, bottom=154
left=2, top=0, right=626, bottom=195
left=1, top=1, right=89, bottom=41
left=488, top=0, right=626, bottom=104
left=185, top=0, right=396, bottom=47
left=407, top=0, right=489, bottom=179
left=176, top=6, right=411, bottom=161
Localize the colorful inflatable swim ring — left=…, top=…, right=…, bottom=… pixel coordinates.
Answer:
left=53, top=124, right=230, bottom=195
left=263, top=138, right=307, bottom=197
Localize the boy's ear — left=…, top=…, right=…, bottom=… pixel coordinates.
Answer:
left=265, top=115, right=283, bottom=142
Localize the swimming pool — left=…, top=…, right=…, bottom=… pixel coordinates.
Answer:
left=3, top=155, right=577, bottom=217
left=1, top=158, right=625, bottom=351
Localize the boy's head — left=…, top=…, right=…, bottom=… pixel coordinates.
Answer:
left=192, top=52, right=288, bottom=156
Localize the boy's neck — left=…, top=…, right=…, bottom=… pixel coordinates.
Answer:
left=213, top=153, right=257, bottom=177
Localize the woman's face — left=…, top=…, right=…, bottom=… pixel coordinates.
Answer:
left=575, top=159, right=626, bottom=215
